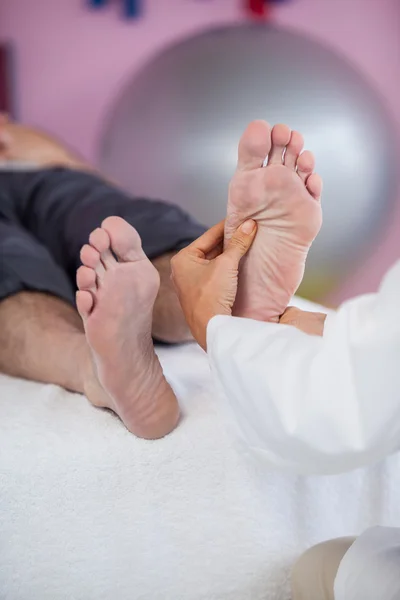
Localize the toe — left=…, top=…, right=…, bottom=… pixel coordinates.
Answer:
left=80, top=244, right=101, bottom=269
left=267, top=124, right=292, bottom=165
left=80, top=243, right=105, bottom=279
left=76, top=290, right=94, bottom=320
left=101, top=216, right=146, bottom=263
left=237, top=120, right=272, bottom=171
left=89, top=227, right=110, bottom=254
left=76, top=265, right=97, bottom=291
left=89, top=227, right=117, bottom=270
left=306, top=173, right=323, bottom=201
left=296, top=150, right=315, bottom=183
left=284, top=131, right=304, bottom=170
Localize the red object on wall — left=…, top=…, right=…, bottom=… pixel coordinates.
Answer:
left=247, top=0, right=270, bottom=18
left=0, top=44, right=13, bottom=114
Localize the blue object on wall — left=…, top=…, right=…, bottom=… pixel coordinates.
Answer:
left=124, top=0, right=141, bottom=18
left=89, top=0, right=108, bottom=7
left=88, top=0, right=141, bottom=17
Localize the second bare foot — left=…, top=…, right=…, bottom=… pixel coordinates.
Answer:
left=225, top=121, right=323, bottom=322
left=76, top=217, right=179, bottom=439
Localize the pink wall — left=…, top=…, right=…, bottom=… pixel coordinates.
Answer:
left=0, top=0, right=399, bottom=301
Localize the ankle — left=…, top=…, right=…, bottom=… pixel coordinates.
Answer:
left=152, top=252, right=192, bottom=344
left=152, top=290, right=192, bottom=343
left=48, top=331, right=91, bottom=394
left=77, top=340, right=101, bottom=397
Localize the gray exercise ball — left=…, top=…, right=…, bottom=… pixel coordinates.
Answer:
left=100, top=25, right=397, bottom=297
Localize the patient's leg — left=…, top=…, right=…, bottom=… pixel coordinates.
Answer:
left=0, top=114, right=94, bottom=172
left=0, top=291, right=97, bottom=395
left=8, top=167, right=204, bottom=342
left=225, top=121, right=323, bottom=322
left=0, top=289, right=179, bottom=439
left=151, top=251, right=193, bottom=343
left=0, top=121, right=203, bottom=341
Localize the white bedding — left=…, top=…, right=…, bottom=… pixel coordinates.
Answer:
left=1, top=297, right=400, bottom=600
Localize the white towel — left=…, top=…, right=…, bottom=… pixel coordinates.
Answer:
left=1, top=298, right=399, bottom=600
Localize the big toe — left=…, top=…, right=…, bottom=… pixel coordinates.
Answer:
left=237, top=120, right=272, bottom=171
left=101, top=216, right=146, bottom=262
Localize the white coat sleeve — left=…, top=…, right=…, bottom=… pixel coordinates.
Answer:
left=206, top=260, right=400, bottom=475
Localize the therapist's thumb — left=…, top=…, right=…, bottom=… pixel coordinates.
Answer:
left=223, top=220, right=257, bottom=263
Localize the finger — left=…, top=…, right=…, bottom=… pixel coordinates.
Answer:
left=205, top=240, right=223, bottom=260
left=186, top=220, right=225, bottom=256
left=222, top=220, right=257, bottom=263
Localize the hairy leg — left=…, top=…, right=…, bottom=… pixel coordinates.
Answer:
left=0, top=289, right=178, bottom=438
left=0, top=292, right=93, bottom=394
left=151, top=252, right=192, bottom=343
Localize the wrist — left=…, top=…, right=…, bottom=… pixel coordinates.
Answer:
left=192, top=302, right=230, bottom=351
left=280, top=308, right=327, bottom=337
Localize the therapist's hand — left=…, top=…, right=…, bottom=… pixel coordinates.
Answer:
left=171, top=219, right=257, bottom=351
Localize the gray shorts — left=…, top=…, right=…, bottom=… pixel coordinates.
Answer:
left=0, top=168, right=206, bottom=306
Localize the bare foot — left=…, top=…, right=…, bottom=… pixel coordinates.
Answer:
left=76, top=216, right=180, bottom=439
left=225, top=121, right=323, bottom=322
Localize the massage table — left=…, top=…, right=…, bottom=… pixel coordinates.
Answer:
left=1, top=297, right=400, bottom=599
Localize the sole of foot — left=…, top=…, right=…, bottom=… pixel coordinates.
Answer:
left=76, top=216, right=179, bottom=439
left=225, top=120, right=323, bottom=322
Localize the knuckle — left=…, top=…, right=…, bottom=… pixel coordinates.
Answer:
left=170, top=252, right=182, bottom=270
left=230, top=236, right=247, bottom=252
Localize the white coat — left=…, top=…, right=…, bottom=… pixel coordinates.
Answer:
left=207, top=260, right=400, bottom=475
